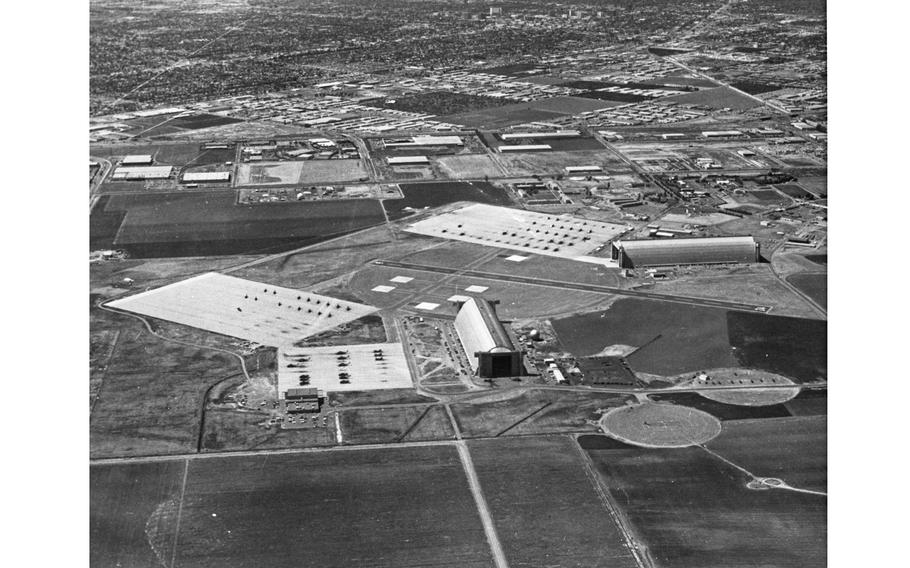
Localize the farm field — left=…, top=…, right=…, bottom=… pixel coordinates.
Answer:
left=707, top=415, right=827, bottom=492
left=584, top=430, right=826, bottom=568
left=469, top=436, right=640, bottom=568
left=788, top=272, right=827, bottom=308
left=173, top=447, right=495, bottom=567
left=647, top=392, right=793, bottom=421
left=92, top=191, right=386, bottom=257
left=450, top=389, right=632, bottom=438
left=783, top=388, right=827, bottom=416
left=552, top=299, right=827, bottom=382
left=90, top=461, right=186, bottom=568
left=384, top=181, right=513, bottom=220
left=727, top=311, right=827, bottom=383
left=551, top=299, right=736, bottom=376
left=236, top=159, right=369, bottom=185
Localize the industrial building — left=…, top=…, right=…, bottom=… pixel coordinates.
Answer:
left=387, top=155, right=430, bottom=165
left=111, top=165, right=173, bottom=180
left=499, top=144, right=551, bottom=152
left=500, top=130, right=580, bottom=140
left=121, top=154, right=153, bottom=165
left=453, top=297, right=522, bottom=378
left=384, top=135, right=463, bottom=147
left=611, top=236, right=760, bottom=268
left=182, top=171, right=231, bottom=182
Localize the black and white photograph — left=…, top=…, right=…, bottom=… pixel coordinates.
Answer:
left=7, top=0, right=886, bottom=565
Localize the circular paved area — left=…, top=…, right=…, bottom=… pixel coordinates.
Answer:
left=599, top=403, right=722, bottom=448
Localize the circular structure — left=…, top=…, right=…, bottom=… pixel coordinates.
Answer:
left=695, top=370, right=800, bottom=407
left=599, top=403, right=722, bottom=448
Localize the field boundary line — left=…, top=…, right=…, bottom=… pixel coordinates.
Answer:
left=91, top=439, right=457, bottom=466
left=455, top=441, right=510, bottom=568
left=169, top=459, right=190, bottom=568
left=494, top=402, right=552, bottom=437
left=571, top=435, right=653, bottom=568
left=394, top=405, right=435, bottom=443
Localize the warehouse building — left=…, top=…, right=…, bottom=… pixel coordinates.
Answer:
left=111, top=165, right=173, bottom=180
left=182, top=171, right=231, bottom=182
left=499, top=144, right=551, bottom=152
left=453, top=297, right=522, bottom=378
left=387, top=155, right=430, bottom=165
left=122, top=154, right=153, bottom=165
left=611, top=236, right=760, bottom=268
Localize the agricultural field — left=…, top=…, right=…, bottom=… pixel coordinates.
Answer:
left=91, top=191, right=386, bottom=257
left=707, top=416, right=827, bottom=492
left=236, top=159, right=369, bottom=185
left=551, top=299, right=736, bottom=376
left=384, top=181, right=513, bottom=220
left=788, top=272, right=827, bottom=308
left=727, top=311, right=827, bottom=383
left=90, top=461, right=186, bottom=568
left=552, top=299, right=827, bottom=382
left=647, top=392, right=793, bottom=421
left=469, top=436, right=641, bottom=568
left=583, top=426, right=826, bottom=568
left=173, top=447, right=495, bottom=567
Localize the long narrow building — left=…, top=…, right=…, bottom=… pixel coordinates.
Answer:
left=453, top=297, right=522, bottom=378
left=611, top=236, right=760, bottom=268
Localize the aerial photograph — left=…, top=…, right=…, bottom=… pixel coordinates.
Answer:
left=88, top=1, right=829, bottom=566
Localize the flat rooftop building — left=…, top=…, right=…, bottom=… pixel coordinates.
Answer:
left=611, top=236, right=760, bottom=268
left=499, top=144, right=552, bottom=152
left=500, top=130, right=580, bottom=140
left=387, top=155, right=430, bottom=165
left=454, top=297, right=522, bottom=378
left=701, top=130, right=743, bottom=138
left=182, top=171, right=231, bottom=182
left=122, top=154, right=154, bottom=165
left=111, top=165, right=173, bottom=180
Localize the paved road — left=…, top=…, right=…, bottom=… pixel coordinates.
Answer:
left=373, top=259, right=772, bottom=313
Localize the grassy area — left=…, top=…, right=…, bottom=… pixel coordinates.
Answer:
left=338, top=404, right=454, bottom=445
left=90, top=307, right=242, bottom=458
left=450, top=389, right=631, bottom=438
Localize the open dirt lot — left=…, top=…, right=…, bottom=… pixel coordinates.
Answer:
left=435, top=154, right=504, bottom=179
left=236, top=159, right=369, bottom=185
